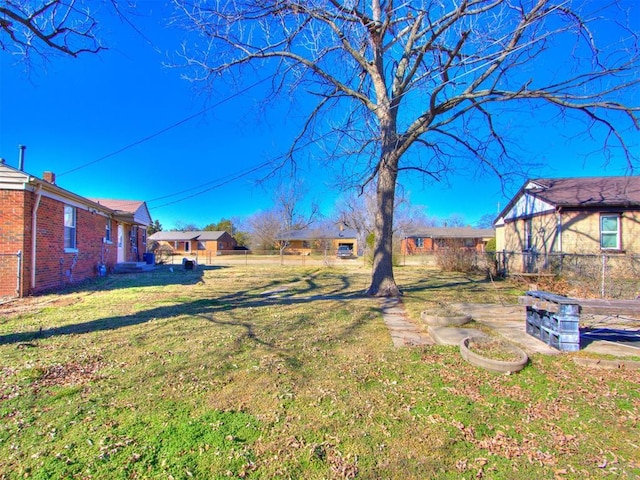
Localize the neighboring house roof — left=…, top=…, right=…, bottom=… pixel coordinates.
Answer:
left=148, top=231, right=231, bottom=242
left=406, top=227, right=495, bottom=239
left=496, top=176, right=640, bottom=224
left=0, top=163, right=151, bottom=226
left=197, top=231, right=230, bottom=241
left=276, top=228, right=358, bottom=241
left=90, top=198, right=152, bottom=226
left=149, top=231, right=199, bottom=241
left=1, top=163, right=112, bottom=215
left=526, top=177, right=640, bottom=207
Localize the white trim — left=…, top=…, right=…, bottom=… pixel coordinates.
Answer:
left=117, top=224, right=125, bottom=263
left=503, top=193, right=555, bottom=221
left=600, top=214, right=621, bottom=250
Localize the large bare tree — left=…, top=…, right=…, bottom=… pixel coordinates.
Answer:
left=172, top=0, right=639, bottom=296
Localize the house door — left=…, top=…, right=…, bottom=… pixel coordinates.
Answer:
left=117, top=224, right=125, bottom=263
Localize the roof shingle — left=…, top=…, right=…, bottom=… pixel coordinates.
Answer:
left=527, top=177, right=640, bottom=207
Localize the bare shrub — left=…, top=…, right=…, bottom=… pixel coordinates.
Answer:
left=153, top=244, right=174, bottom=265
left=435, top=240, right=480, bottom=273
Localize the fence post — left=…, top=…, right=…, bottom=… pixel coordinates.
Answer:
left=601, top=254, right=606, bottom=298
left=502, top=250, right=507, bottom=276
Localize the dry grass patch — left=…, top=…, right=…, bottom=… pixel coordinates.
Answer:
left=1, top=265, right=638, bottom=478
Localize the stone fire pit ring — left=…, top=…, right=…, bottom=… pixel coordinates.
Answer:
left=460, top=336, right=529, bottom=374
left=421, top=312, right=472, bottom=327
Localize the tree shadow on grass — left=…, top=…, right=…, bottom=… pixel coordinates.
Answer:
left=19, top=265, right=223, bottom=302
left=0, top=272, right=369, bottom=347
left=85, top=265, right=225, bottom=292
left=401, top=274, right=496, bottom=296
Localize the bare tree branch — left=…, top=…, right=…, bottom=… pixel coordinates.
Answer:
left=170, top=0, right=640, bottom=296
left=0, top=0, right=106, bottom=63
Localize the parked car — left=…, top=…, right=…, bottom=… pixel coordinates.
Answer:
left=337, top=245, right=354, bottom=258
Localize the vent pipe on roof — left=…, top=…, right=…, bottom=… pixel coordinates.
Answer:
left=18, top=145, right=26, bottom=171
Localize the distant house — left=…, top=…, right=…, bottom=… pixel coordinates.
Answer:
left=148, top=230, right=238, bottom=256
left=276, top=227, right=359, bottom=256
left=0, top=163, right=151, bottom=298
left=401, top=227, right=495, bottom=255
left=494, top=176, right=640, bottom=272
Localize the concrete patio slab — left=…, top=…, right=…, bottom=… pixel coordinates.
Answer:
left=454, top=303, right=640, bottom=358
left=428, top=326, right=487, bottom=346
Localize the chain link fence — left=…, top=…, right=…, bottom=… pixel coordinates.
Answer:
left=494, top=251, right=640, bottom=299
left=150, top=247, right=639, bottom=299
left=156, top=249, right=369, bottom=268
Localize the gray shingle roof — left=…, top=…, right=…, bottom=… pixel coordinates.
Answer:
left=148, top=230, right=230, bottom=242
left=148, top=231, right=200, bottom=241
left=195, top=231, right=228, bottom=241
left=276, top=228, right=358, bottom=241
left=527, top=177, right=640, bottom=207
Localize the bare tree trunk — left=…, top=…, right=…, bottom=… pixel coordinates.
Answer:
left=367, top=155, right=401, bottom=297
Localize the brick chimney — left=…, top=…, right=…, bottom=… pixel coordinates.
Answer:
left=43, top=171, right=56, bottom=184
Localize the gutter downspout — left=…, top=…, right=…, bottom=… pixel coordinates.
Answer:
left=16, top=250, right=22, bottom=297
left=31, top=183, right=43, bottom=291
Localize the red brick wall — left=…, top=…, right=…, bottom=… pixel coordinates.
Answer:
left=0, top=188, right=123, bottom=296
left=0, top=190, right=28, bottom=297
left=102, top=218, right=118, bottom=270
left=401, top=237, right=486, bottom=255
left=33, top=196, right=119, bottom=293
left=401, top=237, right=435, bottom=255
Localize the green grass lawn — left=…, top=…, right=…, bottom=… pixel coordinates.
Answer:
left=1, top=265, right=638, bottom=479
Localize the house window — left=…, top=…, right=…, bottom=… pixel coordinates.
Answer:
left=141, top=228, right=146, bottom=246
left=64, top=205, right=77, bottom=250
left=184, top=241, right=190, bottom=252
left=600, top=215, right=621, bottom=250
left=415, top=238, right=424, bottom=248
left=464, top=238, right=475, bottom=248
left=105, top=220, right=112, bottom=243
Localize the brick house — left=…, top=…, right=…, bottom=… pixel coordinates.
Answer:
left=0, top=163, right=151, bottom=298
left=148, top=231, right=238, bottom=257
left=494, top=176, right=640, bottom=272
left=401, top=227, right=495, bottom=255
left=276, top=228, right=359, bottom=256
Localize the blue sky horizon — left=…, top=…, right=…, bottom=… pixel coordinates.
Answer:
left=1, top=2, right=638, bottom=231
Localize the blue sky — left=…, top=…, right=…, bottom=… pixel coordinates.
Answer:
left=1, top=2, right=638, bottom=230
